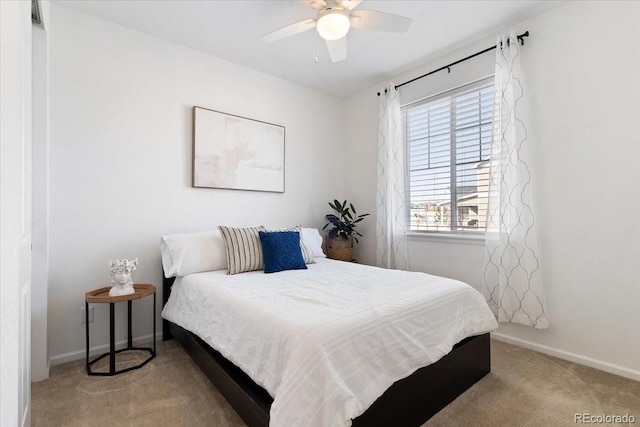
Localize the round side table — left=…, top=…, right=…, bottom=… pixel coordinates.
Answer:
left=85, top=284, right=156, bottom=376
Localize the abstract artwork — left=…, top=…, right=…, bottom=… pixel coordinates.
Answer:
left=193, top=106, right=285, bottom=193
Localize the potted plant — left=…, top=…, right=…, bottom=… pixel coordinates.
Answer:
left=322, top=200, right=369, bottom=261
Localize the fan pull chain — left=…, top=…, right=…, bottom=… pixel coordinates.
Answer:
left=314, top=30, right=319, bottom=63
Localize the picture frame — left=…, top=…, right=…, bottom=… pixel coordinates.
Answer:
left=192, top=106, right=285, bottom=193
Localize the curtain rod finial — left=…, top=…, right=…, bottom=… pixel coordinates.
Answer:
left=518, top=30, right=530, bottom=45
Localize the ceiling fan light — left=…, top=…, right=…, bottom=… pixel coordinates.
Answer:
left=316, top=9, right=350, bottom=41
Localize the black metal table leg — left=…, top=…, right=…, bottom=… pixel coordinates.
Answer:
left=85, top=301, right=90, bottom=373
left=153, top=293, right=156, bottom=356
left=127, top=300, right=133, bottom=350
left=109, top=302, right=116, bottom=374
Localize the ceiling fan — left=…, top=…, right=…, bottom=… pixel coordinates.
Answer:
left=262, top=0, right=413, bottom=63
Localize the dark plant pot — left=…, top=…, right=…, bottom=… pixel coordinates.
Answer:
left=326, top=235, right=353, bottom=261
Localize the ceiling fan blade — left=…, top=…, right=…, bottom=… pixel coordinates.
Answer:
left=338, top=0, right=362, bottom=10
left=326, top=37, right=347, bottom=63
left=297, top=0, right=327, bottom=10
left=262, top=18, right=317, bottom=42
left=350, top=10, right=412, bottom=33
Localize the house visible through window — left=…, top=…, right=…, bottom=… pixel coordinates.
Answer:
left=404, top=78, right=494, bottom=233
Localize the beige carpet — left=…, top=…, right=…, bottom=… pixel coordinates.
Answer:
left=32, top=339, right=640, bottom=426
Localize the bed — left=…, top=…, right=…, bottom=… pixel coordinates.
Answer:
left=160, top=228, right=497, bottom=427
left=163, top=228, right=496, bottom=427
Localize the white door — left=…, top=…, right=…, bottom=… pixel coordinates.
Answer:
left=0, top=1, right=33, bottom=425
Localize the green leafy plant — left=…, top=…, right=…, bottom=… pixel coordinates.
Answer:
left=322, top=199, right=370, bottom=243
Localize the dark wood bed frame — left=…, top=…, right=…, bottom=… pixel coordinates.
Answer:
left=162, top=275, right=491, bottom=427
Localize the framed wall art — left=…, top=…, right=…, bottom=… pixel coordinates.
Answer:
left=192, top=106, right=285, bottom=193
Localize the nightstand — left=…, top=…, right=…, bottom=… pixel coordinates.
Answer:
left=85, top=284, right=156, bottom=376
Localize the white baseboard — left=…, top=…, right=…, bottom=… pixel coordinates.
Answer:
left=31, top=360, right=50, bottom=382
left=49, top=332, right=163, bottom=366
left=491, top=332, right=640, bottom=382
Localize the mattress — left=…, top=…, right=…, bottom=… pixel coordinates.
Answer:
left=162, top=258, right=497, bottom=427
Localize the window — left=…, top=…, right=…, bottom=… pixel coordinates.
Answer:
left=404, top=78, right=494, bottom=233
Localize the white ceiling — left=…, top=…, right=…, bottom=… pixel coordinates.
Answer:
left=54, top=0, right=562, bottom=97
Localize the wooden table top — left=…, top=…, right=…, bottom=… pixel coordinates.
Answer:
left=86, top=284, right=156, bottom=304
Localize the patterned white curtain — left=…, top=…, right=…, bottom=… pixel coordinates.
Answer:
left=376, top=84, right=408, bottom=270
left=483, top=32, right=549, bottom=329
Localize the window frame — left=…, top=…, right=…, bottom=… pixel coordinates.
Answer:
left=402, top=76, right=495, bottom=237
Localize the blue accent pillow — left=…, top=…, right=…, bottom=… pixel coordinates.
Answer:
left=258, top=231, right=308, bottom=274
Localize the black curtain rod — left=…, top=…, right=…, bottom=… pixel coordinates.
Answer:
left=377, top=31, right=529, bottom=96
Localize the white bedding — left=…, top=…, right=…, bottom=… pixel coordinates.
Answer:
left=162, top=258, right=497, bottom=427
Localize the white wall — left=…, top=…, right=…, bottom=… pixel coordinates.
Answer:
left=46, top=5, right=346, bottom=363
left=345, top=1, right=640, bottom=379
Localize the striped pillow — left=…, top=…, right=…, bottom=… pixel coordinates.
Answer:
left=267, top=225, right=314, bottom=265
left=218, top=226, right=266, bottom=275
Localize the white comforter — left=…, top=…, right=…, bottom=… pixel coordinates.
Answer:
left=162, top=259, right=497, bottom=427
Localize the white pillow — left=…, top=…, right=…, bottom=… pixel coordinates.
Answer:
left=267, top=225, right=314, bottom=264
left=301, top=228, right=326, bottom=258
left=161, top=230, right=227, bottom=278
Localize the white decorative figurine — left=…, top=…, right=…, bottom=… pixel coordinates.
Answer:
left=108, top=258, right=138, bottom=297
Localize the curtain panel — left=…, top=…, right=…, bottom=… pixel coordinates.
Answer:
left=376, top=84, right=409, bottom=270
left=483, top=32, right=549, bottom=329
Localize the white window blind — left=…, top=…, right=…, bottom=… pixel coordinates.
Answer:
left=404, top=78, right=494, bottom=233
